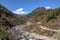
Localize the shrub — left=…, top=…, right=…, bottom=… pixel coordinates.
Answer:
left=46, top=11, right=59, bottom=21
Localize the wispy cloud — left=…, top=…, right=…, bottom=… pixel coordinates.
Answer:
left=13, top=8, right=27, bottom=15
left=45, top=6, right=51, bottom=9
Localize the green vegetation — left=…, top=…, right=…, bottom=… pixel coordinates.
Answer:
left=0, top=31, right=7, bottom=39
left=28, top=7, right=60, bottom=22
left=46, top=11, right=57, bottom=21
left=0, top=4, right=27, bottom=27
left=46, top=8, right=60, bottom=21
left=0, top=4, right=60, bottom=40
left=0, top=31, right=16, bottom=40
left=27, top=7, right=60, bottom=28
left=0, top=4, right=27, bottom=40
left=0, top=4, right=13, bottom=16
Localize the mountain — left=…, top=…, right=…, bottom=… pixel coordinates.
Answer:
left=22, top=7, right=60, bottom=40
left=0, top=4, right=27, bottom=28
left=0, top=4, right=60, bottom=40
left=27, top=7, right=46, bottom=17
left=0, top=4, right=27, bottom=40
left=27, top=7, right=60, bottom=30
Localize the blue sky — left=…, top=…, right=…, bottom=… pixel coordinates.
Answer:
left=0, top=0, right=60, bottom=14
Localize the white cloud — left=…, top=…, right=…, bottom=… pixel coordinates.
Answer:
left=45, top=6, right=51, bottom=9
left=13, top=8, right=27, bottom=15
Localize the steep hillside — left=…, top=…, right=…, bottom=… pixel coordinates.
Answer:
left=23, top=7, right=60, bottom=40
left=0, top=4, right=60, bottom=40
left=27, top=7, right=47, bottom=23
left=0, top=4, right=27, bottom=28
left=44, top=8, right=60, bottom=30
left=27, top=7, right=60, bottom=30
left=0, top=4, right=27, bottom=40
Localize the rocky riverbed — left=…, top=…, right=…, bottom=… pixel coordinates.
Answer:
left=10, top=22, right=60, bottom=40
